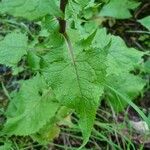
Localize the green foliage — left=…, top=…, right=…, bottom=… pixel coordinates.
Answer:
left=0, top=0, right=62, bottom=20
left=27, top=51, right=41, bottom=71
left=0, top=32, right=27, bottom=67
left=3, top=75, right=59, bottom=136
left=106, top=35, right=144, bottom=75
left=32, top=120, right=60, bottom=144
left=100, top=0, right=140, bottom=19
left=106, top=74, right=145, bottom=112
left=0, top=0, right=148, bottom=148
left=138, top=16, right=150, bottom=30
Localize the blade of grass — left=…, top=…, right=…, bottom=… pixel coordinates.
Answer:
left=105, top=84, right=150, bottom=127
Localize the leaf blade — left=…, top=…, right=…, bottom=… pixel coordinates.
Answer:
left=3, top=75, right=59, bottom=136
left=0, top=32, right=27, bottom=67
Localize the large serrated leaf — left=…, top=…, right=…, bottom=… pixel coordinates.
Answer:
left=42, top=29, right=109, bottom=145
left=3, top=75, right=59, bottom=136
left=0, top=32, right=27, bottom=67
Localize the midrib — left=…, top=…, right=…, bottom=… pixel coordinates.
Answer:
left=63, top=33, right=83, bottom=97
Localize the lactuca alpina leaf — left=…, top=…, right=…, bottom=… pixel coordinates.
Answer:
left=138, top=16, right=150, bottom=30
left=3, top=75, right=59, bottom=136
left=0, top=32, right=27, bottom=67
left=106, top=73, right=146, bottom=112
left=106, top=35, right=144, bottom=75
left=100, top=0, right=140, bottom=19
left=42, top=29, right=109, bottom=145
left=0, top=0, right=62, bottom=20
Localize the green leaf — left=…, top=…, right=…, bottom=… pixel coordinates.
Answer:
left=3, top=75, right=59, bottom=136
left=0, top=32, right=27, bottom=67
left=106, top=73, right=146, bottom=112
left=27, top=51, right=41, bottom=71
left=105, top=34, right=145, bottom=112
left=42, top=29, right=109, bottom=145
left=138, top=16, right=150, bottom=31
left=0, top=142, right=12, bottom=150
left=106, top=35, right=144, bottom=75
left=100, top=0, right=140, bottom=19
left=0, top=0, right=62, bottom=20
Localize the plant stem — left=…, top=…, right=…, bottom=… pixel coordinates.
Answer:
left=59, top=0, right=68, bottom=34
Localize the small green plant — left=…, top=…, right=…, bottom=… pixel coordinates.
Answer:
left=0, top=0, right=149, bottom=149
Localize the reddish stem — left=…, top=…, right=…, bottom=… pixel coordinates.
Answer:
left=59, top=0, right=68, bottom=34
